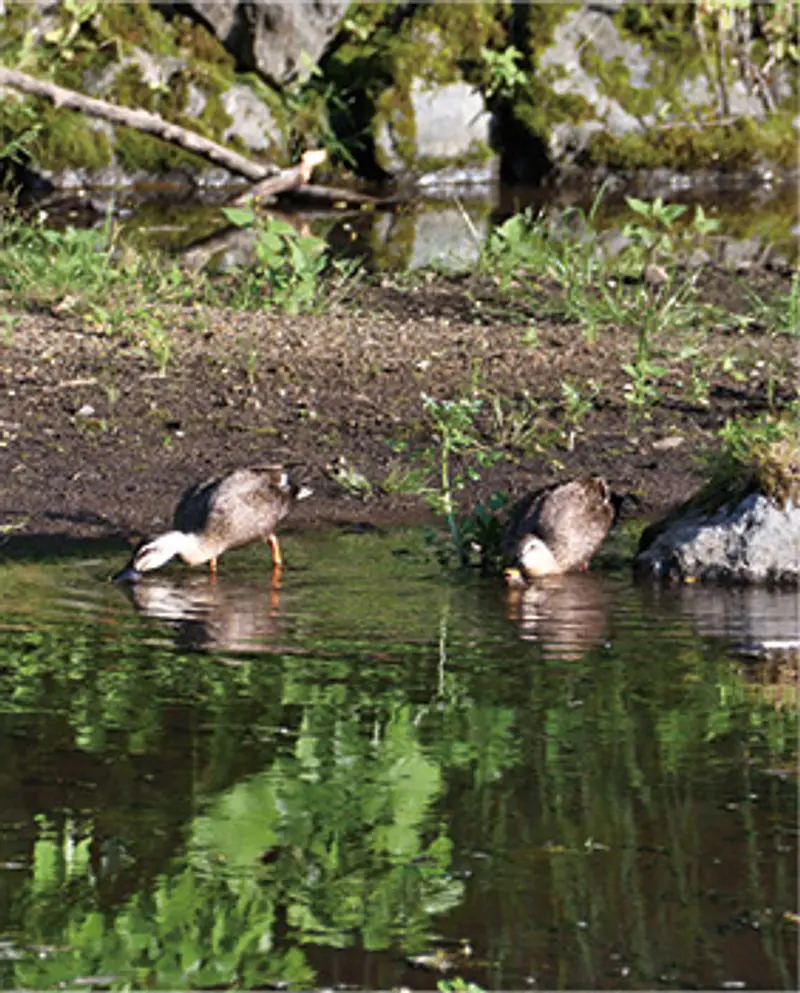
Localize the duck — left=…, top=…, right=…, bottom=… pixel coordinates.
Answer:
left=502, top=476, right=615, bottom=583
left=113, top=465, right=312, bottom=583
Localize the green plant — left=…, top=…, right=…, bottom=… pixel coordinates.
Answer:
left=391, top=393, right=502, bottom=568
left=738, top=272, right=800, bottom=337
left=560, top=378, right=597, bottom=450
left=705, top=406, right=800, bottom=506
left=0, top=104, right=43, bottom=166
left=133, top=310, right=171, bottom=376
left=221, top=207, right=333, bottom=314
left=439, top=979, right=484, bottom=993
left=622, top=195, right=687, bottom=265
left=458, top=491, right=508, bottom=573
left=482, top=44, right=527, bottom=99
left=0, top=212, right=123, bottom=307
left=482, top=209, right=549, bottom=285
left=487, top=391, right=546, bottom=454
left=423, top=394, right=491, bottom=560
left=42, top=0, right=100, bottom=61
left=676, top=342, right=713, bottom=407
left=622, top=354, right=668, bottom=413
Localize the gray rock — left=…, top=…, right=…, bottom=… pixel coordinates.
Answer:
left=221, top=84, right=280, bottom=153
left=172, top=0, right=348, bottom=84
left=680, top=75, right=767, bottom=119
left=85, top=50, right=186, bottom=97
left=184, top=84, right=208, bottom=120
left=376, top=78, right=494, bottom=177
left=537, top=8, right=649, bottom=163
left=635, top=492, right=800, bottom=585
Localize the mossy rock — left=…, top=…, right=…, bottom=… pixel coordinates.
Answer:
left=0, top=2, right=290, bottom=182
left=639, top=412, right=800, bottom=554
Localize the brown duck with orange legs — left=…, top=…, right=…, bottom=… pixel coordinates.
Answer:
left=113, top=466, right=311, bottom=583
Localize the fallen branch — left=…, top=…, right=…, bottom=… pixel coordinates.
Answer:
left=231, top=150, right=328, bottom=205
left=274, top=183, right=398, bottom=209
left=0, top=66, right=277, bottom=181
left=0, top=67, right=392, bottom=210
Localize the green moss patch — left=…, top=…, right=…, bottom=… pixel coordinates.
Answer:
left=586, top=113, right=799, bottom=171
left=29, top=110, right=113, bottom=172
left=0, top=2, right=246, bottom=177
left=701, top=412, right=800, bottom=512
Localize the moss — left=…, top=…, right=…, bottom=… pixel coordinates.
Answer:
left=371, top=210, right=415, bottom=272
left=374, top=85, right=415, bottom=168
left=581, top=49, right=657, bottom=121
left=96, top=2, right=176, bottom=56
left=586, top=113, right=799, bottom=171
left=414, top=141, right=495, bottom=175
left=111, top=63, right=157, bottom=113
left=499, top=3, right=589, bottom=143
left=173, top=16, right=235, bottom=68
left=195, top=91, right=233, bottom=141
left=0, top=0, right=267, bottom=178
left=115, top=129, right=202, bottom=174
left=29, top=110, right=112, bottom=172
left=325, top=2, right=504, bottom=172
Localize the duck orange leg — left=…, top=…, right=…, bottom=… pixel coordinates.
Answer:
left=209, top=557, right=218, bottom=581
left=267, top=533, right=283, bottom=589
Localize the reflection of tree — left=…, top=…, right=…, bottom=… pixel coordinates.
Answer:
left=193, top=706, right=463, bottom=955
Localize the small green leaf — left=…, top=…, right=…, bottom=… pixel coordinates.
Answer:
left=221, top=206, right=256, bottom=228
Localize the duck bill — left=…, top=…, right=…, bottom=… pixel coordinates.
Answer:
left=111, top=564, right=143, bottom=584
left=504, top=567, right=526, bottom=588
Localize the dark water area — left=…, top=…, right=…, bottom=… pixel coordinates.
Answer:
left=0, top=529, right=797, bottom=990
left=24, top=177, right=800, bottom=271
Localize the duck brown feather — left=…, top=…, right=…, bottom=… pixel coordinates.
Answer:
left=503, top=476, right=614, bottom=578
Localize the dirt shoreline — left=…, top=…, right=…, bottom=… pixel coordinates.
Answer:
left=1, top=274, right=795, bottom=558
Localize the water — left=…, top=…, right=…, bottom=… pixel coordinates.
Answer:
left=0, top=529, right=797, bottom=990
left=41, top=180, right=799, bottom=271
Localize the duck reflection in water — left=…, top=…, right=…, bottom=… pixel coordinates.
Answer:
left=506, top=572, right=613, bottom=661
left=117, top=574, right=286, bottom=654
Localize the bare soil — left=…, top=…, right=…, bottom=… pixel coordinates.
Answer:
left=1, top=270, right=796, bottom=557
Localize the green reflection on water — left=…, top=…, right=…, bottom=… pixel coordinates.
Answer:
left=0, top=529, right=796, bottom=990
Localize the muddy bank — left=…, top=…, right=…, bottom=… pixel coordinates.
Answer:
left=0, top=273, right=795, bottom=557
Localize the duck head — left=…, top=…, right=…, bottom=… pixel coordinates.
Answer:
left=505, top=533, right=561, bottom=584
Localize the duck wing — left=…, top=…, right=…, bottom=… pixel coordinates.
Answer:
left=204, top=468, right=295, bottom=547
left=535, top=478, right=613, bottom=567
left=504, top=478, right=613, bottom=569
left=501, top=486, right=555, bottom=562
left=173, top=476, right=220, bottom=534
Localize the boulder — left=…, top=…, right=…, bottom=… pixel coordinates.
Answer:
left=375, top=78, right=495, bottom=183
left=635, top=492, right=800, bottom=585
left=221, top=83, right=280, bottom=153
left=169, top=0, right=348, bottom=84
left=538, top=6, right=649, bottom=164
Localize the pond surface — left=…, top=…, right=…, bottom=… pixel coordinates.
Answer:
left=0, top=529, right=797, bottom=990
left=38, top=179, right=799, bottom=273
